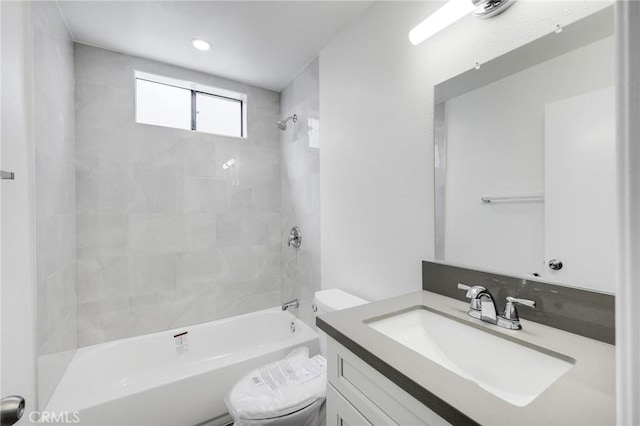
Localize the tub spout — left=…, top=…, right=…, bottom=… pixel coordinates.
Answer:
left=281, top=299, right=299, bottom=311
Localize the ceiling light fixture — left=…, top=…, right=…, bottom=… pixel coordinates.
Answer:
left=192, top=38, right=211, bottom=51
left=409, top=0, right=517, bottom=45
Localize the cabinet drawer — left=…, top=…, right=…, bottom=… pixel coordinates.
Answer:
left=327, top=338, right=450, bottom=426
left=327, top=384, right=373, bottom=426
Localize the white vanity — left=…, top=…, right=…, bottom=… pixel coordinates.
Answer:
left=317, top=289, right=615, bottom=426
left=326, top=337, right=448, bottom=425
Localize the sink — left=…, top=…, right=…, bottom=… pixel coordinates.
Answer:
left=366, top=307, right=574, bottom=407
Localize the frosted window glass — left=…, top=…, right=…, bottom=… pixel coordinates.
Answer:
left=136, top=79, right=191, bottom=130
left=196, top=92, right=243, bottom=137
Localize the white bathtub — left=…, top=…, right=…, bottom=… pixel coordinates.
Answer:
left=44, top=308, right=319, bottom=426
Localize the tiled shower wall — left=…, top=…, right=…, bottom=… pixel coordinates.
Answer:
left=280, top=58, right=321, bottom=328
left=75, top=45, right=282, bottom=346
left=32, top=1, right=77, bottom=408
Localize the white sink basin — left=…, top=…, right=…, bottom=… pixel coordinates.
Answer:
left=367, top=307, right=574, bottom=407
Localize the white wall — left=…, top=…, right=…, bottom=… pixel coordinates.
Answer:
left=615, top=2, right=640, bottom=423
left=319, top=0, right=612, bottom=301
left=1, top=0, right=38, bottom=417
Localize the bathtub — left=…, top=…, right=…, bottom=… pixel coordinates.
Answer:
left=44, top=308, right=319, bottom=426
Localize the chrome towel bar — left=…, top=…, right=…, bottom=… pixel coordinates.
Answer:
left=481, top=194, right=544, bottom=203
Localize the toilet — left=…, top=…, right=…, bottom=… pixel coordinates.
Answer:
left=225, top=289, right=368, bottom=425
left=312, top=289, right=368, bottom=356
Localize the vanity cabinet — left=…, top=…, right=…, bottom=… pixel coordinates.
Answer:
left=326, top=385, right=373, bottom=426
left=319, top=289, right=615, bottom=425
left=326, top=337, right=450, bottom=426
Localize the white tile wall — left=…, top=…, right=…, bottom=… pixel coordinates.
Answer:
left=75, top=44, right=281, bottom=346
left=32, top=1, right=77, bottom=409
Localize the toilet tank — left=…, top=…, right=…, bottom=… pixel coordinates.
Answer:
left=314, top=289, right=368, bottom=356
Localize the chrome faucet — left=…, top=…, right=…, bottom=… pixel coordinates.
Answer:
left=477, top=289, right=499, bottom=323
left=281, top=299, right=299, bottom=311
left=457, top=283, right=536, bottom=330
left=458, top=283, right=497, bottom=322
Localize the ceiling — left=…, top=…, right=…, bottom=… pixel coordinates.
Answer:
left=57, top=1, right=374, bottom=92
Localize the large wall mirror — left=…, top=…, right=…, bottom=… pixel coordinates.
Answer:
left=434, top=6, right=615, bottom=293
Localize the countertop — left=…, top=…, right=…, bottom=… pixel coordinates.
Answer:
left=316, top=290, right=615, bottom=426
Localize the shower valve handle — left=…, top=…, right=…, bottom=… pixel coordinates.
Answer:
left=287, top=226, right=302, bottom=248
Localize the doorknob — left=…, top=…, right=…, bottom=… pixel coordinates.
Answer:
left=1, top=396, right=25, bottom=425
left=548, top=259, right=563, bottom=270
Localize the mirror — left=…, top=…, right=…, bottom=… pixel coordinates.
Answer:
left=434, top=6, right=615, bottom=293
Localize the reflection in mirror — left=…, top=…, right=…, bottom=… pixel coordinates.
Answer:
left=434, top=6, right=615, bottom=293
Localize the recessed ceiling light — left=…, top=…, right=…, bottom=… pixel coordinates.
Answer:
left=192, top=38, right=211, bottom=51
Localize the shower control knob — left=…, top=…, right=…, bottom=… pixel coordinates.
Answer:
left=287, top=226, right=302, bottom=248
left=548, top=259, right=563, bottom=270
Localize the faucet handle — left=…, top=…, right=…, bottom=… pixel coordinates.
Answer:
left=457, top=283, right=486, bottom=298
left=506, top=296, right=536, bottom=308
left=457, top=283, right=471, bottom=291
left=503, top=296, right=536, bottom=321
left=457, top=283, right=486, bottom=310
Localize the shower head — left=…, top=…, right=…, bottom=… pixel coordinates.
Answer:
left=276, top=114, right=297, bottom=131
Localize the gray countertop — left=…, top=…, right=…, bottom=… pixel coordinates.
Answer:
left=316, top=290, right=615, bottom=426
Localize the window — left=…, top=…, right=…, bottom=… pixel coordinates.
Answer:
left=135, top=72, right=246, bottom=138
left=195, top=92, right=243, bottom=137
left=136, top=79, right=192, bottom=130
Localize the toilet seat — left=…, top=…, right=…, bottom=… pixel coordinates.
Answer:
left=229, top=398, right=325, bottom=426
left=226, top=347, right=327, bottom=422
left=238, top=396, right=317, bottom=421
left=240, top=397, right=323, bottom=422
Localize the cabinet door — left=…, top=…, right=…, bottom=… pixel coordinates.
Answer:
left=327, top=384, right=373, bottom=426
left=327, top=338, right=450, bottom=426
